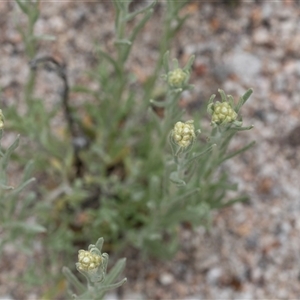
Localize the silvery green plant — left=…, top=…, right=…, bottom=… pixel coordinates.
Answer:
left=0, top=110, right=45, bottom=254
left=63, top=238, right=126, bottom=300
left=4, top=0, right=255, bottom=295
left=140, top=53, right=254, bottom=257
left=4, top=0, right=192, bottom=292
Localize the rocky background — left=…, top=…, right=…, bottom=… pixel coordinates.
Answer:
left=1, top=1, right=300, bottom=299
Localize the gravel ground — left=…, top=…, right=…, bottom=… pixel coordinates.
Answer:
left=1, top=1, right=300, bottom=299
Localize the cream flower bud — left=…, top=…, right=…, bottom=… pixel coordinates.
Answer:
left=77, top=250, right=102, bottom=271
left=172, top=120, right=195, bottom=148
left=211, top=101, right=237, bottom=124
left=167, top=68, right=187, bottom=88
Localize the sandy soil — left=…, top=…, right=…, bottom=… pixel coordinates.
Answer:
left=1, top=1, right=300, bottom=299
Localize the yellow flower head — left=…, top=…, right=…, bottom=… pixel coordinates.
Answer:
left=172, top=120, right=195, bottom=148
left=211, top=101, right=237, bottom=124
left=77, top=250, right=102, bottom=272
left=167, top=68, right=187, bottom=88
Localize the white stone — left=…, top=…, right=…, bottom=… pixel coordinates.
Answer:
left=206, top=267, right=222, bottom=285
left=159, top=272, right=174, bottom=285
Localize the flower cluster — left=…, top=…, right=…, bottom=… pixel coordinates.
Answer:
left=77, top=249, right=102, bottom=272
left=167, top=68, right=188, bottom=88
left=207, top=90, right=242, bottom=127
left=172, top=120, right=195, bottom=148
left=211, top=101, right=237, bottom=125
left=64, top=238, right=126, bottom=298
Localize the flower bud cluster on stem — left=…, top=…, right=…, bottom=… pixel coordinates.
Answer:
left=63, top=238, right=126, bottom=300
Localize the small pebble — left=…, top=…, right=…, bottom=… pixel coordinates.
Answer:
left=159, top=272, right=174, bottom=286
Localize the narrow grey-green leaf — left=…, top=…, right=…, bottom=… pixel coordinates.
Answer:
left=124, top=0, right=156, bottom=22
left=169, top=172, right=186, bottom=186
left=104, top=258, right=126, bottom=285
left=2, top=221, right=46, bottom=233
left=236, top=88, right=253, bottom=112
